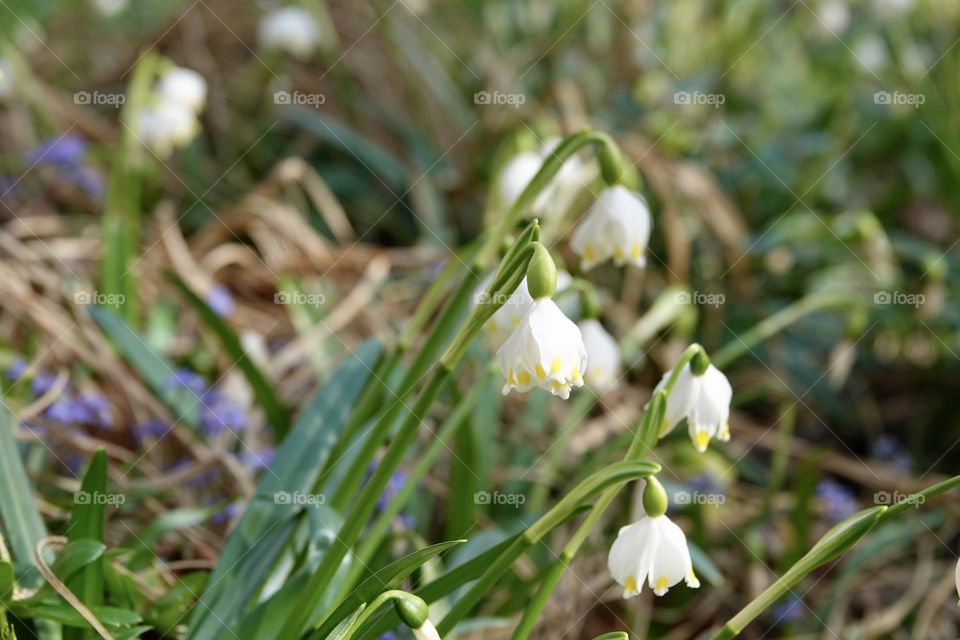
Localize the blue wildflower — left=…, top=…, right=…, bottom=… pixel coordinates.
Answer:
left=26, top=134, right=88, bottom=166
left=32, top=371, right=60, bottom=397
left=199, top=389, right=248, bottom=436
left=75, top=392, right=112, bottom=429
left=873, top=436, right=911, bottom=474
left=134, top=418, right=169, bottom=442
left=206, top=284, right=235, bottom=317
left=166, top=368, right=207, bottom=394
left=240, top=447, right=275, bottom=471
left=6, top=358, right=27, bottom=380
left=772, top=592, right=805, bottom=625
left=816, top=479, right=858, bottom=523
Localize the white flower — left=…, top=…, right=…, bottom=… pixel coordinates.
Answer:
left=579, top=319, right=620, bottom=393
left=496, top=140, right=587, bottom=217
left=157, top=67, right=207, bottom=113
left=570, top=186, right=652, bottom=271
left=136, top=101, right=199, bottom=158
left=653, top=361, right=732, bottom=452
left=91, top=0, right=127, bottom=16
left=258, top=7, right=322, bottom=59
left=608, top=513, right=700, bottom=598
left=497, top=298, right=586, bottom=399
left=816, top=0, right=850, bottom=34
left=475, top=275, right=534, bottom=346
left=497, top=151, right=543, bottom=211
left=412, top=620, right=441, bottom=640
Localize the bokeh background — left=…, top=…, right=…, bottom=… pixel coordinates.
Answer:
left=0, top=0, right=959, bottom=638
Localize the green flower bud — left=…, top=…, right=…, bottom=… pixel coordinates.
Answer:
left=526, top=243, right=557, bottom=300
left=690, top=348, right=710, bottom=376
left=394, top=593, right=430, bottom=630
left=598, top=140, right=625, bottom=186
left=642, top=476, right=668, bottom=517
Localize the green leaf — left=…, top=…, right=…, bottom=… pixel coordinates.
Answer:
left=0, top=403, right=47, bottom=586
left=0, top=560, right=13, bottom=602
left=50, top=541, right=106, bottom=584
left=187, top=340, right=382, bottom=640
left=325, top=603, right=365, bottom=640
left=20, top=603, right=141, bottom=628
left=143, top=572, right=208, bottom=636
left=281, top=107, right=408, bottom=191
left=65, top=450, right=107, bottom=640
left=167, top=274, right=291, bottom=440
left=311, top=540, right=465, bottom=639
left=88, top=306, right=205, bottom=429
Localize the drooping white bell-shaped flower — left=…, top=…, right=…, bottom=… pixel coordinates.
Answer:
left=579, top=319, right=621, bottom=393
left=156, top=66, right=207, bottom=113
left=608, top=513, right=700, bottom=598
left=653, top=358, right=732, bottom=452
left=570, top=186, right=652, bottom=271
left=136, top=101, right=199, bottom=158
left=497, top=151, right=543, bottom=211
left=411, top=620, right=441, bottom=640
left=497, top=298, right=586, bottom=399
left=496, top=140, right=587, bottom=217
left=474, top=275, right=534, bottom=346
left=258, top=7, right=322, bottom=59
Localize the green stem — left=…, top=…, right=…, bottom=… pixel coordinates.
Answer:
left=510, top=393, right=666, bottom=640
left=344, top=379, right=484, bottom=588
left=436, top=459, right=662, bottom=636
left=336, top=590, right=421, bottom=639
left=528, top=392, right=597, bottom=513
left=711, top=292, right=855, bottom=369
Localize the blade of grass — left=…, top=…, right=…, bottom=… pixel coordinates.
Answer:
left=64, top=449, right=107, bottom=640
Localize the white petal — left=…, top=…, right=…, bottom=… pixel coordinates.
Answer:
left=579, top=319, right=621, bottom=393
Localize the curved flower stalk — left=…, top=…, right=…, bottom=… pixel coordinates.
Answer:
left=570, top=185, right=652, bottom=270
left=497, top=245, right=586, bottom=399
left=653, top=350, right=732, bottom=452
left=607, top=478, right=700, bottom=597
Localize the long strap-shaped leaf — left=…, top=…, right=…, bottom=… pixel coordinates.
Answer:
left=64, top=449, right=108, bottom=640
left=187, top=340, right=382, bottom=640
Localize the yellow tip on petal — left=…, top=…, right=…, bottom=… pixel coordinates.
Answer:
left=517, top=371, right=532, bottom=386
left=550, top=357, right=562, bottom=375
left=693, top=431, right=711, bottom=451
left=655, top=576, right=669, bottom=592
left=507, top=368, right=516, bottom=385
left=631, top=243, right=642, bottom=260
left=613, top=245, right=624, bottom=259
left=583, top=244, right=594, bottom=261
left=535, top=364, right=547, bottom=380
left=625, top=576, right=638, bottom=593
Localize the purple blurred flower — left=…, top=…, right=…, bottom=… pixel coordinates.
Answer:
left=7, top=358, right=27, bottom=380
left=32, top=371, right=60, bottom=397
left=365, top=463, right=412, bottom=528
left=816, top=479, right=858, bottom=523
left=206, top=284, right=235, bottom=317
left=67, top=165, right=105, bottom=201
left=199, top=389, right=248, bottom=436
left=166, top=368, right=207, bottom=394
left=76, top=391, right=113, bottom=429
left=26, top=134, right=88, bottom=166
left=134, top=418, right=169, bottom=442
left=212, top=502, right=241, bottom=526
left=873, top=436, right=911, bottom=474
left=772, top=593, right=805, bottom=625
left=240, top=447, right=275, bottom=471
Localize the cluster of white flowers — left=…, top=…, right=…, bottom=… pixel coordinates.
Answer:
left=135, top=66, right=207, bottom=158
left=258, top=7, right=322, bottom=59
